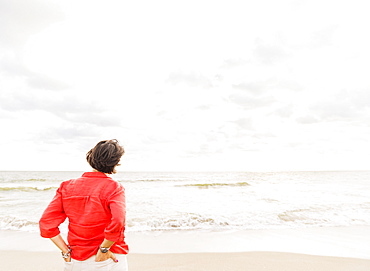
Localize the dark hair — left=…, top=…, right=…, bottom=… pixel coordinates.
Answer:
left=86, top=139, right=125, bottom=174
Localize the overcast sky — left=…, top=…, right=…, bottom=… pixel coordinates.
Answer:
left=1, top=0, right=370, bottom=172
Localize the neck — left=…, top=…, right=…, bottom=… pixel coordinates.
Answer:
left=92, top=169, right=109, bottom=175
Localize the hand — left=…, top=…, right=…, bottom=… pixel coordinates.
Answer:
left=61, top=248, right=72, bottom=262
left=95, top=250, right=118, bottom=263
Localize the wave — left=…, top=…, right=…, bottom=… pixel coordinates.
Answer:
left=0, top=186, right=57, bottom=192
left=123, top=179, right=166, bottom=182
left=128, top=213, right=232, bottom=231
left=118, top=179, right=185, bottom=183
left=24, top=178, right=48, bottom=182
left=276, top=205, right=370, bottom=226
left=0, top=216, right=39, bottom=231
left=3, top=207, right=370, bottom=233
left=0, top=178, right=54, bottom=183
left=278, top=209, right=313, bottom=222
left=177, top=182, right=250, bottom=188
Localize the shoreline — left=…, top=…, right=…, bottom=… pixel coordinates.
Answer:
left=1, top=251, right=370, bottom=271
left=1, top=225, right=370, bottom=259
left=125, top=226, right=370, bottom=259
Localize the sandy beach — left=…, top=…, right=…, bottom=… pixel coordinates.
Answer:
left=1, top=251, right=370, bottom=271
left=2, top=226, right=370, bottom=270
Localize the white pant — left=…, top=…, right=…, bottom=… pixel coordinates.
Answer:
left=64, top=254, right=128, bottom=271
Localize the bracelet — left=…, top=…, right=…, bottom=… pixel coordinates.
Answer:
left=61, top=247, right=72, bottom=259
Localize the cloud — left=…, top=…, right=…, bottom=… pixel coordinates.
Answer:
left=0, top=91, right=121, bottom=127
left=311, top=102, right=357, bottom=122
left=296, top=115, right=319, bottom=124
left=27, top=75, right=70, bottom=91
left=349, top=89, right=370, bottom=111
left=253, top=39, right=288, bottom=65
left=0, top=0, right=64, bottom=48
left=2, top=0, right=370, bottom=171
left=229, top=94, right=275, bottom=110
left=232, top=78, right=302, bottom=96
left=232, top=118, right=254, bottom=130
left=166, top=71, right=214, bottom=88
left=38, top=124, right=102, bottom=145
left=1, top=54, right=70, bottom=91
left=221, top=58, right=248, bottom=69
left=0, top=55, right=29, bottom=75
left=273, top=105, right=294, bottom=118
left=232, top=82, right=267, bottom=96
left=183, top=142, right=225, bottom=158
left=251, top=132, right=276, bottom=139
left=304, top=89, right=370, bottom=123
left=195, top=105, right=211, bottom=110
left=310, top=25, right=339, bottom=48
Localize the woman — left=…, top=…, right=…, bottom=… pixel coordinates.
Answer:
left=39, top=139, right=129, bottom=270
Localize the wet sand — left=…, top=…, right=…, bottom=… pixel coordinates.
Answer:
left=2, top=251, right=370, bottom=271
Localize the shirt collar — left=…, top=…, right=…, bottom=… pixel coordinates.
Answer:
left=82, top=172, right=110, bottom=178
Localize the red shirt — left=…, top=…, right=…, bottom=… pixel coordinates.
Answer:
left=39, top=172, right=129, bottom=260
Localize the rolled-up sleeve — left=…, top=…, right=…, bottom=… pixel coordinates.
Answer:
left=39, top=183, right=67, bottom=238
left=104, top=185, right=126, bottom=242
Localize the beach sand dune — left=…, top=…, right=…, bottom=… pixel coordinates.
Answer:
left=2, top=251, right=370, bottom=271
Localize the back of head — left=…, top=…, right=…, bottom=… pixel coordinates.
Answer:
left=86, top=139, right=125, bottom=174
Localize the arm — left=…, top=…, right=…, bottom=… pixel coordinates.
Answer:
left=39, top=184, right=67, bottom=238
left=50, top=234, right=71, bottom=262
left=39, top=184, right=69, bottom=261
left=104, top=186, right=126, bottom=242
left=95, top=185, right=126, bottom=263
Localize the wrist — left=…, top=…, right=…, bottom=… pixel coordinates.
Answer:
left=99, top=246, right=111, bottom=253
left=61, top=247, right=71, bottom=259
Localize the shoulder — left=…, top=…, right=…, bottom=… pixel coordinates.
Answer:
left=57, top=179, right=74, bottom=190
left=105, top=177, right=125, bottom=192
left=104, top=179, right=125, bottom=200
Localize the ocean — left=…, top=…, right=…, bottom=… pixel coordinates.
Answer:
left=1, top=171, right=370, bottom=234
